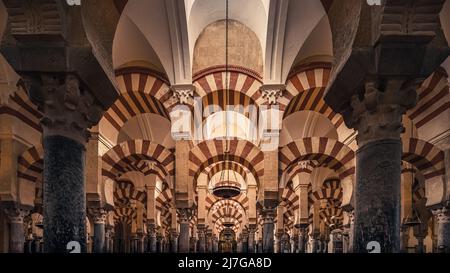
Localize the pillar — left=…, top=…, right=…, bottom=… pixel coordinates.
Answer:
left=206, top=229, right=213, bottom=253
left=4, top=208, right=28, bottom=253
left=432, top=207, right=450, bottom=253
left=24, top=75, right=103, bottom=253
left=178, top=209, right=192, bottom=253
left=197, top=225, right=206, bottom=253
left=345, top=80, right=417, bottom=253
left=156, top=233, right=163, bottom=253
left=248, top=226, right=256, bottom=253
left=296, top=226, right=307, bottom=253
left=170, top=229, right=179, bottom=253
left=262, top=207, right=275, bottom=253
left=147, top=224, right=157, bottom=253
left=89, top=208, right=107, bottom=253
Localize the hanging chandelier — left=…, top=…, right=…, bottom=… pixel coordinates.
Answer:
left=212, top=159, right=241, bottom=198
left=222, top=202, right=235, bottom=228
left=211, top=0, right=240, bottom=200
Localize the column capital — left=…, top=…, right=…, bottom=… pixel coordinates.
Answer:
left=261, top=207, right=276, bottom=223
left=3, top=208, right=29, bottom=224
left=177, top=208, right=195, bottom=223
left=260, top=84, right=285, bottom=105
left=22, top=73, right=104, bottom=144
left=171, top=84, right=195, bottom=105
left=343, top=79, right=419, bottom=146
left=88, top=208, right=107, bottom=224
left=432, top=206, right=450, bottom=224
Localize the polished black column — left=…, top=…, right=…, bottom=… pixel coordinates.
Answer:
left=90, top=208, right=107, bottom=253
left=354, top=139, right=401, bottom=252
left=44, top=135, right=87, bottom=253
left=262, top=208, right=275, bottom=253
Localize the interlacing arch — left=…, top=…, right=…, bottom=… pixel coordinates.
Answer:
left=100, top=68, right=173, bottom=143
left=283, top=64, right=345, bottom=129
left=402, top=138, right=445, bottom=180
left=102, top=139, right=175, bottom=180
left=319, top=205, right=344, bottom=230
left=209, top=199, right=247, bottom=231
left=205, top=193, right=249, bottom=213
left=308, top=179, right=343, bottom=205
left=0, top=81, right=43, bottom=133
left=189, top=139, right=264, bottom=184
left=114, top=179, right=147, bottom=205
left=17, top=144, right=44, bottom=184
left=279, top=137, right=355, bottom=180
left=407, top=64, right=449, bottom=130
left=193, top=66, right=264, bottom=105
left=205, top=161, right=248, bottom=183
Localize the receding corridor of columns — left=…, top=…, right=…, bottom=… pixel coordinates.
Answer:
left=0, top=0, right=450, bottom=254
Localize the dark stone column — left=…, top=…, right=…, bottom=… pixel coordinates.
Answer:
left=206, top=229, right=213, bottom=253
left=178, top=209, right=193, bottom=253
left=296, top=226, right=307, bottom=253
left=197, top=226, right=206, bottom=253
left=432, top=207, right=450, bottom=253
left=147, top=224, right=157, bottom=253
left=257, top=239, right=263, bottom=253
left=43, top=135, right=87, bottom=253
left=22, top=74, right=104, bottom=253
left=4, top=208, right=28, bottom=253
left=262, top=207, right=275, bottom=253
left=344, top=80, right=418, bottom=253
left=156, top=233, right=164, bottom=253
left=170, top=229, right=179, bottom=253
left=241, top=230, right=249, bottom=253
left=89, top=208, right=107, bottom=253
left=247, top=226, right=256, bottom=253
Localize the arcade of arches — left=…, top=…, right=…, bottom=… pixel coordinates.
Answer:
left=1, top=0, right=450, bottom=254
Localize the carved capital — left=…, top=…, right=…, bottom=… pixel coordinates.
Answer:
left=432, top=207, right=450, bottom=224
left=177, top=208, right=194, bottom=223
left=22, top=73, right=104, bottom=144
left=171, top=85, right=195, bottom=105
left=88, top=208, right=107, bottom=224
left=4, top=208, right=29, bottom=224
left=260, top=84, right=285, bottom=105
left=261, top=207, right=276, bottom=224
left=344, top=79, right=419, bottom=146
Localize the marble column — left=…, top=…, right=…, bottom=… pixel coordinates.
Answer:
left=248, top=226, right=256, bottom=253
left=170, top=229, right=179, bottom=253
left=257, top=239, right=263, bottom=253
left=212, top=236, right=219, bottom=253
left=4, top=208, right=28, bottom=253
left=23, top=75, right=104, bottom=253
left=296, top=226, right=307, bottom=253
left=197, top=225, right=206, bottom=253
left=206, top=229, right=213, bottom=253
left=241, top=230, right=249, bottom=253
left=178, top=209, right=192, bottom=253
left=156, top=233, right=164, bottom=253
left=432, top=207, right=450, bottom=253
left=89, top=208, right=107, bottom=253
left=262, top=207, right=276, bottom=253
left=147, top=224, right=157, bottom=253
left=105, top=226, right=114, bottom=253
left=345, top=81, right=417, bottom=253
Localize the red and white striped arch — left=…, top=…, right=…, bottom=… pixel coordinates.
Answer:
left=402, top=138, right=445, bottom=180
left=102, top=140, right=175, bottom=180
left=279, top=137, right=355, bottom=180
left=189, top=139, right=264, bottom=184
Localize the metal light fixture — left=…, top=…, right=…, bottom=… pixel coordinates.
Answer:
left=211, top=0, right=240, bottom=200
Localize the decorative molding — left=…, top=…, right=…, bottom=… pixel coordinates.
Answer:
left=193, top=65, right=263, bottom=82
